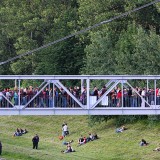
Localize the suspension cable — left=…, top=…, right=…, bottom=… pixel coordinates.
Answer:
left=0, top=0, right=159, bottom=66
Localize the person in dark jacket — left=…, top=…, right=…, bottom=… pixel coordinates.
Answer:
left=0, top=141, right=2, bottom=155
left=32, top=134, right=39, bottom=149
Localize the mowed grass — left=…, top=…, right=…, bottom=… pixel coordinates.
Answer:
left=0, top=116, right=160, bottom=160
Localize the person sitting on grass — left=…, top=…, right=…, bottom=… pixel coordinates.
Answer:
left=23, top=129, right=28, bottom=134
left=140, top=139, right=148, bottom=146
left=86, top=133, right=94, bottom=142
left=93, top=133, right=99, bottom=140
left=78, top=135, right=86, bottom=146
left=13, top=128, right=22, bottom=136
left=61, top=144, right=75, bottom=153
left=20, top=128, right=24, bottom=134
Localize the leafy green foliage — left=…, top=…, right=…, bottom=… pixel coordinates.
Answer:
left=115, top=24, right=160, bottom=75
left=1, top=0, right=84, bottom=75
left=81, top=30, right=117, bottom=74
left=114, top=115, right=148, bottom=126
left=88, top=115, right=113, bottom=127
left=1, top=0, right=160, bottom=124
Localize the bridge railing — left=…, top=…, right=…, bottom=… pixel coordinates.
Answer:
left=0, top=75, right=160, bottom=110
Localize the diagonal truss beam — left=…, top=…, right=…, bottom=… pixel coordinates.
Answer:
left=1, top=94, right=14, bottom=108
left=38, top=80, right=47, bottom=89
left=91, top=80, right=121, bottom=109
left=126, top=82, right=152, bottom=108
left=55, top=80, right=85, bottom=109
left=99, top=80, right=122, bottom=94
left=105, top=80, right=116, bottom=87
left=22, top=81, right=50, bottom=109
left=50, top=80, right=61, bottom=90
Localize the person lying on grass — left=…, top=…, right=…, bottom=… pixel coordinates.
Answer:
left=153, top=144, right=160, bottom=151
left=78, top=135, right=86, bottom=146
left=116, top=126, right=127, bottom=133
left=140, top=139, right=149, bottom=146
left=62, top=140, right=74, bottom=145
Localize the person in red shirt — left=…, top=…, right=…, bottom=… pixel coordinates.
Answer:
left=117, top=89, right=122, bottom=107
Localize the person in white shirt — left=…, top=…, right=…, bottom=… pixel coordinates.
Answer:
left=62, top=124, right=69, bottom=137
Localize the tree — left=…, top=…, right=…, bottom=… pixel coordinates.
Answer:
left=1, top=0, right=84, bottom=75
left=34, top=3, right=85, bottom=75
left=115, top=24, right=160, bottom=75
left=81, top=30, right=117, bottom=75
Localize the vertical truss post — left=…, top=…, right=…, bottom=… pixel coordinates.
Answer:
left=81, top=79, right=85, bottom=93
left=154, top=79, right=157, bottom=107
left=147, top=79, right=149, bottom=103
left=154, top=79, right=157, bottom=114
left=49, top=83, right=50, bottom=91
left=48, top=82, right=51, bottom=108
left=15, top=79, right=17, bottom=88
left=122, top=81, right=124, bottom=108
left=18, top=79, right=21, bottom=108
left=86, top=77, right=90, bottom=109
left=53, top=83, right=55, bottom=108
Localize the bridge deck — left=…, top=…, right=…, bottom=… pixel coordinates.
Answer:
left=0, top=75, right=160, bottom=115
left=0, top=107, right=160, bottom=115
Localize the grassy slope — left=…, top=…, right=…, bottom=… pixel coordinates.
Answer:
left=0, top=116, right=160, bottom=160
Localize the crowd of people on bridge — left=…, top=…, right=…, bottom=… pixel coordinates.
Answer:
left=0, top=84, right=160, bottom=108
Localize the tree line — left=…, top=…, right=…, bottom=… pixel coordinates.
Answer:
left=1, top=0, right=160, bottom=122
left=1, top=0, right=160, bottom=76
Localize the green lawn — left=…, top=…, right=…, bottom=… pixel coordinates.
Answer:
left=0, top=116, right=160, bottom=160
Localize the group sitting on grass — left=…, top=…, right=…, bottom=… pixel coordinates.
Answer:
left=78, top=133, right=98, bottom=146
left=60, top=133, right=98, bottom=153
left=13, top=128, right=28, bottom=136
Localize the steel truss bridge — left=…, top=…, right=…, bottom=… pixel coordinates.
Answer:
left=0, top=75, right=160, bottom=115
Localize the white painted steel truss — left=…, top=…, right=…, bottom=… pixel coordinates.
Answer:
left=0, top=75, right=160, bottom=115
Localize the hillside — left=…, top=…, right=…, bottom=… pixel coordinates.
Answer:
left=0, top=116, right=160, bottom=160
